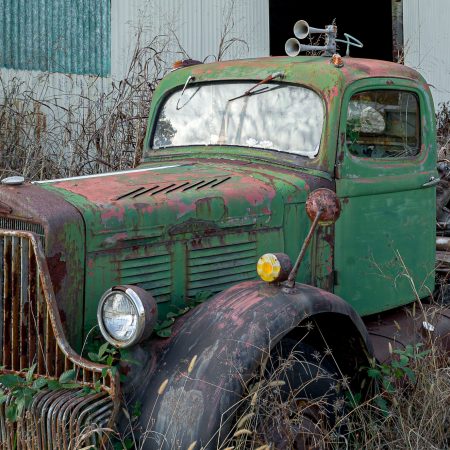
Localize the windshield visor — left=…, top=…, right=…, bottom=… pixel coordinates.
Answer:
left=152, top=82, right=324, bottom=158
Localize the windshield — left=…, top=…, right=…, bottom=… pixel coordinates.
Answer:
left=151, top=82, right=324, bottom=159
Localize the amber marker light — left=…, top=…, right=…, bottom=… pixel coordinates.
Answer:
left=172, top=60, right=184, bottom=70
left=257, top=253, right=292, bottom=283
left=172, top=59, right=202, bottom=70
left=330, top=53, right=344, bottom=68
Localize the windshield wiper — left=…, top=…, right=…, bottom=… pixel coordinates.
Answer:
left=176, top=75, right=197, bottom=110
left=228, top=72, right=285, bottom=102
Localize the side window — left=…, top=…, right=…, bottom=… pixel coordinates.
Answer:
left=346, top=90, right=420, bottom=158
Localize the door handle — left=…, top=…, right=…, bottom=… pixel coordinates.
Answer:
left=422, top=176, right=440, bottom=188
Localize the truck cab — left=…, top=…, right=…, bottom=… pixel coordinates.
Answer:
left=144, top=55, right=437, bottom=315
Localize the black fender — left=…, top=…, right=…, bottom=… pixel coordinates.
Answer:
left=133, top=280, right=373, bottom=449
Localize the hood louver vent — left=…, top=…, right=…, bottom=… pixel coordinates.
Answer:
left=115, top=177, right=231, bottom=201
left=187, top=237, right=257, bottom=297
left=117, top=249, right=172, bottom=303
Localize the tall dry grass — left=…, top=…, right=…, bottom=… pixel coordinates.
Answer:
left=0, top=31, right=174, bottom=181
left=216, top=331, right=449, bottom=450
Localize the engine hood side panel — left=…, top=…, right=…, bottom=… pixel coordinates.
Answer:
left=41, top=162, right=284, bottom=250
left=0, top=184, right=85, bottom=350
left=40, top=160, right=331, bottom=250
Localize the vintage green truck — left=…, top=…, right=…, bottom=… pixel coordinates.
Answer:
left=0, top=21, right=449, bottom=450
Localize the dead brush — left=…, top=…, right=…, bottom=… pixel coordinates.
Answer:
left=0, top=30, right=175, bottom=181
left=437, top=101, right=450, bottom=161
left=336, top=252, right=450, bottom=449
left=0, top=76, right=59, bottom=180
left=213, top=337, right=449, bottom=450
left=0, top=0, right=250, bottom=183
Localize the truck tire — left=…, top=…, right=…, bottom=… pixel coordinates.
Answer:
left=229, top=339, right=343, bottom=450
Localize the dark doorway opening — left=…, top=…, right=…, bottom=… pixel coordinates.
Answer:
left=269, top=1, right=393, bottom=61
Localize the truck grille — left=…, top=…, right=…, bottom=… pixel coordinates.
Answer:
left=0, top=234, right=64, bottom=375
left=0, top=389, right=113, bottom=449
left=187, top=239, right=257, bottom=297
left=0, top=218, right=45, bottom=247
left=0, top=231, right=119, bottom=449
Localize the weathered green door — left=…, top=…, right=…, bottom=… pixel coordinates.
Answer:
left=334, top=78, right=437, bottom=316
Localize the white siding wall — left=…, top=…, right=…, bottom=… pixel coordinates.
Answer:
left=403, top=0, right=450, bottom=108
left=111, top=0, right=270, bottom=80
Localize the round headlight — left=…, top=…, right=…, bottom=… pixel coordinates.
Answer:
left=256, top=253, right=292, bottom=283
left=97, top=286, right=157, bottom=348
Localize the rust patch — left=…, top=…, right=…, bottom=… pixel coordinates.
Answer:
left=46, top=252, right=67, bottom=294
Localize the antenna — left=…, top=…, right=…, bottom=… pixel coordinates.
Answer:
left=285, top=20, right=363, bottom=57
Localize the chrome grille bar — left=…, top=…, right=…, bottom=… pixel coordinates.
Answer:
left=0, top=388, right=115, bottom=449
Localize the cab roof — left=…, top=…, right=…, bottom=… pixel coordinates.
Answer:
left=159, top=55, right=426, bottom=95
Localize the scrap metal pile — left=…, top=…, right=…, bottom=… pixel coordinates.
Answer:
left=436, top=161, right=450, bottom=287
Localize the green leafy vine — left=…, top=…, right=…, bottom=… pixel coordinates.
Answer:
left=154, top=291, right=213, bottom=337
left=0, top=364, right=92, bottom=422
left=365, top=343, right=430, bottom=414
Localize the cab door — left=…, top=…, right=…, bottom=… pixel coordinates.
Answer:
left=334, top=78, right=437, bottom=316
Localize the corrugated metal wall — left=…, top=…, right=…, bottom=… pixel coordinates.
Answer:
left=403, top=0, right=450, bottom=107
left=111, top=0, right=270, bottom=79
left=0, top=0, right=111, bottom=76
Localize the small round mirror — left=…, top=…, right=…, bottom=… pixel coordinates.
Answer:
left=306, top=188, right=341, bottom=226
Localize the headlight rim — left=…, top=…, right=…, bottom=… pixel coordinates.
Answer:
left=97, top=285, right=155, bottom=349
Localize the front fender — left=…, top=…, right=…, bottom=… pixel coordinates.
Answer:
left=133, top=280, right=372, bottom=449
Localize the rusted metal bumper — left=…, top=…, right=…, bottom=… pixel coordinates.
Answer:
left=0, top=230, right=119, bottom=449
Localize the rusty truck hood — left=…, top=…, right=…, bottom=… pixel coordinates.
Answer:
left=40, top=159, right=330, bottom=252
left=0, top=158, right=333, bottom=337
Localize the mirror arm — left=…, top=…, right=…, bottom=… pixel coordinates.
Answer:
left=284, top=208, right=324, bottom=289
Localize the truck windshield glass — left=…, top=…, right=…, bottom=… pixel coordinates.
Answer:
left=151, top=82, right=324, bottom=158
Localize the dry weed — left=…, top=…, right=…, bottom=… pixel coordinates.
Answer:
left=0, top=30, right=175, bottom=181
left=219, top=339, right=346, bottom=450
left=342, top=342, right=450, bottom=450
left=437, top=102, right=450, bottom=161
